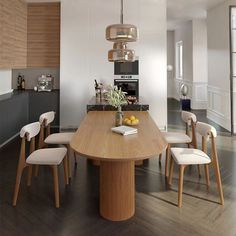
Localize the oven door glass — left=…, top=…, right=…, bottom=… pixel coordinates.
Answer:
left=114, top=80, right=139, bottom=97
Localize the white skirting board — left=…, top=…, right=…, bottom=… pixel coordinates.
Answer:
left=0, top=132, right=19, bottom=149
left=0, top=89, right=13, bottom=96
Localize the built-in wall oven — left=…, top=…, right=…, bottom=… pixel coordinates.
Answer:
left=114, top=60, right=139, bottom=80
left=114, top=60, right=139, bottom=98
left=114, top=79, right=139, bottom=98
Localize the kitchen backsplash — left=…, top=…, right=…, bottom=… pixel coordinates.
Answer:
left=12, top=68, right=60, bottom=90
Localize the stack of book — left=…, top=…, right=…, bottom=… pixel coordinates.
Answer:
left=111, top=125, right=138, bottom=136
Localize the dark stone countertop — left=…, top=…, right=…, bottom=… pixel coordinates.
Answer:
left=87, top=96, right=149, bottom=112
left=0, top=89, right=60, bottom=102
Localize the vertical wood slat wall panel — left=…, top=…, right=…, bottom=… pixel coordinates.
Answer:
left=1, top=0, right=15, bottom=69
left=14, top=0, right=27, bottom=68
left=27, top=3, right=60, bottom=68
left=0, top=0, right=27, bottom=69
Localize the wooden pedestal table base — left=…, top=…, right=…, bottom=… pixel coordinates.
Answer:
left=70, top=111, right=167, bottom=221
left=100, top=160, right=135, bottom=221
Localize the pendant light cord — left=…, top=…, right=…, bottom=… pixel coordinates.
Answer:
left=120, top=0, right=124, bottom=24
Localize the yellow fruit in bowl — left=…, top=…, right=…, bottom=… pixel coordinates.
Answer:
left=124, top=118, right=129, bottom=122
left=131, top=119, right=139, bottom=125
left=126, top=119, right=132, bottom=125
left=130, top=115, right=136, bottom=121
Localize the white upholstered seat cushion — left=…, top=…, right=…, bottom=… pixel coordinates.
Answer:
left=171, top=147, right=211, bottom=165
left=26, top=148, right=67, bottom=165
left=44, top=132, right=75, bottom=145
left=162, top=132, right=191, bottom=144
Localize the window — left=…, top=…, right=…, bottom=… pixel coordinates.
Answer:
left=176, top=41, right=183, bottom=79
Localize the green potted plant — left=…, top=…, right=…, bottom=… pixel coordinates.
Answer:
left=106, top=85, right=127, bottom=126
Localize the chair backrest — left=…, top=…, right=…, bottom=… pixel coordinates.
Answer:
left=20, top=122, right=40, bottom=141
left=18, top=122, right=40, bottom=167
left=181, top=111, right=197, bottom=125
left=181, top=111, right=197, bottom=148
left=39, top=111, right=55, bottom=148
left=196, top=122, right=218, bottom=160
left=39, top=111, right=55, bottom=126
left=196, top=122, right=217, bottom=138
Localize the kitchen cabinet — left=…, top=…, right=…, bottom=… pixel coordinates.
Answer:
left=0, top=92, right=28, bottom=146
left=27, top=3, right=60, bottom=68
left=0, top=90, right=59, bottom=147
left=28, top=90, right=59, bottom=126
left=0, top=0, right=27, bottom=69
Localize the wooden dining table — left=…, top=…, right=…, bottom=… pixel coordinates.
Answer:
left=70, top=111, right=167, bottom=221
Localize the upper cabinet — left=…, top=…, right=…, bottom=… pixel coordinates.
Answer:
left=0, top=0, right=27, bottom=69
left=27, top=3, right=60, bottom=68
left=14, top=0, right=27, bottom=68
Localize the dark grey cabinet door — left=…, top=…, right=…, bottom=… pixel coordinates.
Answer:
left=0, top=93, right=28, bottom=145
left=28, top=91, right=59, bottom=126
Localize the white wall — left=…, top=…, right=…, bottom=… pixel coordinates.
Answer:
left=0, top=70, right=12, bottom=95
left=192, top=20, right=208, bottom=84
left=207, top=0, right=236, bottom=131
left=172, top=21, right=193, bottom=101
left=174, top=21, right=193, bottom=83
left=169, top=20, right=208, bottom=109
left=192, top=19, right=208, bottom=109
left=60, top=0, right=167, bottom=129
left=167, top=30, right=175, bottom=98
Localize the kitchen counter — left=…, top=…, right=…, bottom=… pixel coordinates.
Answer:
left=0, top=89, right=60, bottom=102
left=87, top=96, right=149, bottom=112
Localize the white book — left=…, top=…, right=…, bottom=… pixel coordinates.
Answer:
left=111, top=125, right=138, bottom=136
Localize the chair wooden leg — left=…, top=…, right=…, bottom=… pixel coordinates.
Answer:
left=27, top=165, right=33, bottom=187
left=159, top=153, right=162, bottom=163
left=68, top=153, right=71, bottom=179
left=13, top=166, right=25, bottom=206
left=168, top=157, right=174, bottom=185
left=63, top=156, right=69, bottom=185
left=197, top=165, right=201, bottom=178
left=212, top=159, right=224, bottom=205
left=165, top=144, right=170, bottom=178
left=34, top=165, right=39, bottom=177
left=66, top=146, right=72, bottom=179
left=204, top=164, right=210, bottom=186
left=52, top=166, right=60, bottom=208
left=178, top=165, right=185, bottom=208
left=74, top=151, right=77, bottom=166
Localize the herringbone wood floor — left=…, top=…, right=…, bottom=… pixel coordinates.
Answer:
left=0, top=134, right=236, bottom=236
left=1, top=99, right=236, bottom=236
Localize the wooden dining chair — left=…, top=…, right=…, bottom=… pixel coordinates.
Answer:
left=160, top=111, right=198, bottom=177
left=35, top=111, right=76, bottom=179
left=12, top=122, right=69, bottom=208
left=168, top=122, right=224, bottom=208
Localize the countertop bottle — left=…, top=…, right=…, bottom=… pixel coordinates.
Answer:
left=21, top=77, right=25, bottom=90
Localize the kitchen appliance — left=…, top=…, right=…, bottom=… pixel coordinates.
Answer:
left=37, top=75, right=53, bottom=92
left=114, top=60, right=139, bottom=79
left=114, top=79, right=139, bottom=98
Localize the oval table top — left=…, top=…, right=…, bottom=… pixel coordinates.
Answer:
left=70, top=111, right=167, bottom=161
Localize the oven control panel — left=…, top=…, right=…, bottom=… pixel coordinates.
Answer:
left=114, top=75, right=139, bottom=80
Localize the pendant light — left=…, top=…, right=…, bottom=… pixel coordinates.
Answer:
left=106, top=0, right=138, bottom=62
left=108, top=42, right=135, bottom=62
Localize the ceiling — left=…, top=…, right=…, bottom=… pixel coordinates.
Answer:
left=25, top=0, right=227, bottom=30
left=167, top=0, right=227, bottom=29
